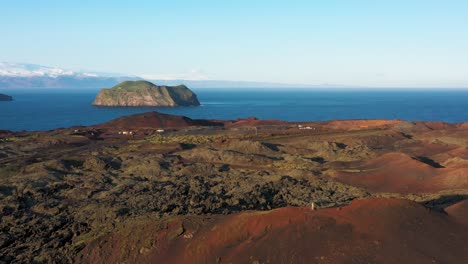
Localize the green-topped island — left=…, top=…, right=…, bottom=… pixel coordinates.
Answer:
left=92, top=80, right=200, bottom=107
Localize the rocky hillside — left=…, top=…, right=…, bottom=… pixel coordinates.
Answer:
left=0, top=93, right=12, bottom=101
left=92, top=80, right=200, bottom=107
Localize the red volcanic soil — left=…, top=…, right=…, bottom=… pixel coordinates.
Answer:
left=423, top=121, right=458, bottom=130
left=78, top=198, right=468, bottom=263
left=95, top=112, right=293, bottom=130
left=334, top=152, right=468, bottom=193
left=94, top=111, right=467, bottom=133
left=224, top=117, right=290, bottom=127
left=445, top=199, right=468, bottom=225
left=323, top=119, right=402, bottom=130
left=95, top=111, right=223, bottom=129
left=0, top=130, right=14, bottom=138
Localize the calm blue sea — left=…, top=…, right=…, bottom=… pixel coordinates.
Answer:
left=1, top=88, right=468, bottom=131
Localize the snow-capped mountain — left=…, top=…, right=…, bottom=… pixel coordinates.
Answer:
left=0, top=62, right=139, bottom=89
left=0, top=62, right=312, bottom=89
left=0, top=62, right=119, bottom=78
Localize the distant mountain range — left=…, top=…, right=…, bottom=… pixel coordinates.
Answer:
left=0, top=62, right=317, bottom=89
left=0, top=62, right=138, bottom=89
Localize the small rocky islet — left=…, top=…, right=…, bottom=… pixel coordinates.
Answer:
left=92, top=80, right=200, bottom=107
left=0, top=93, right=12, bottom=101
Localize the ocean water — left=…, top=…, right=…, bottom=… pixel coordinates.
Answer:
left=1, top=88, right=468, bottom=131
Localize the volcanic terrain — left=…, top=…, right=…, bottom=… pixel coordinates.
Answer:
left=1, top=111, right=468, bottom=263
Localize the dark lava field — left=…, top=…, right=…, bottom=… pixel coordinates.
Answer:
left=1, top=112, right=468, bottom=263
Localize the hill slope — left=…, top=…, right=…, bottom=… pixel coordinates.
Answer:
left=78, top=199, right=468, bottom=263
left=96, top=111, right=222, bottom=129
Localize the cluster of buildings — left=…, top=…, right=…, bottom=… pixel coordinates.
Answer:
left=118, top=131, right=134, bottom=136
left=298, top=125, right=316, bottom=130
left=117, top=129, right=164, bottom=136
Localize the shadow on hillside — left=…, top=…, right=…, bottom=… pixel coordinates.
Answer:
left=421, top=194, right=468, bottom=212
left=413, top=156, right=445, bottom=168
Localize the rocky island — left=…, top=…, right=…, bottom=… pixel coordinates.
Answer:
left=92, top=80, right=200, bottom=107
left=0, top=93, right=12, bottom=101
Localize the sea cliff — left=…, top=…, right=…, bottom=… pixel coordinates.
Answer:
left=92, top=80, right=200, bottom=107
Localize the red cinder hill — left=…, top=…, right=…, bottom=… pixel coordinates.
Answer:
left=78, top=198, right=468, bottom=263
left=95, top=111, right=291, bottom=130
left=446, top=199, right=468, bottom=225
left=95, top=111, right=224, bottom=129
left=335, top=152, right=468, bottom=193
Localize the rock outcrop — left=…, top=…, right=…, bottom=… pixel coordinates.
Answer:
left=0, top=93, right=12, bottom=101
left=92, top=80, right=200, bottom=107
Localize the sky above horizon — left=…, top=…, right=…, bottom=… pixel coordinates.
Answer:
left=1, top=0, right=467, bottom=87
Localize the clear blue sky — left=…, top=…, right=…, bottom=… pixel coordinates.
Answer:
left=1, top=0, right=467, bottom=87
